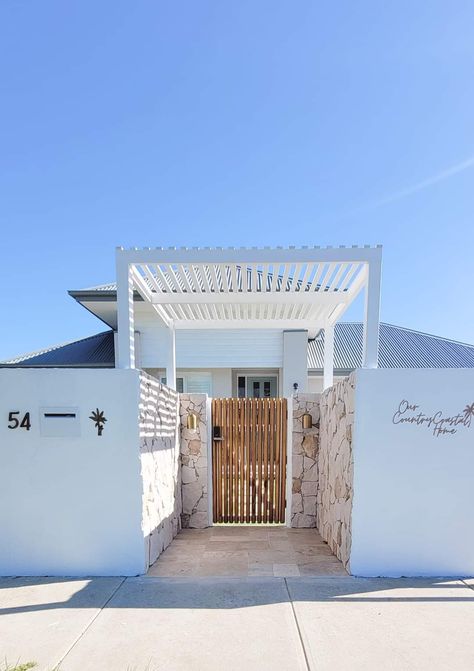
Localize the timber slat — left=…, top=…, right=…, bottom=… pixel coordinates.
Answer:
left=211, top=397, right=287, bottom=524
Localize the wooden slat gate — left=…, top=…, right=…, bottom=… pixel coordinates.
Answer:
left=212, top=398, right=287, bottom=524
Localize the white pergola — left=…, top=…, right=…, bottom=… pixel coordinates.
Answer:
left=115, top=245, right=382, bottom=391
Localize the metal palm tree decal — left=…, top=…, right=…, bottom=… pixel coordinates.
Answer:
left=89, top=408, right=107, bottom=436
left=463, top=402, right=474, bottom=424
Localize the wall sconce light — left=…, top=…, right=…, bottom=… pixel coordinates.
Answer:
left=187, top=412, right=199, bottom=430
left=293, top=383, right=299, bottom=392
left=302, top=413, right=318, bottom=429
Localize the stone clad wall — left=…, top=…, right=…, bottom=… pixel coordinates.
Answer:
left=291, top=393, right=321, bottom=528
left=317, top=374, right=355, bottom=569
left=179, top=393, right=209, bottom=528
left=139, top=373, right=181, bottom=569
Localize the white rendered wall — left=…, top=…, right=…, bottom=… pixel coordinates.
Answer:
left=135, top=305, right=283, bottom=369
left=282, top=330, right=308, bottom=397
left=350, top=368, right=474, bottom=577
left=0, top=369, right=145, bottom=576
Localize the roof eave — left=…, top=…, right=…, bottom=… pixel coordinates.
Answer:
left=0, top=363, right=114, bottom=369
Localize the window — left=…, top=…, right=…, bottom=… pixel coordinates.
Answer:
left=234, top=373, right=278, bottom=398
left=161, top=377, right=184, bottom=392
left=161, top=373, right=212, bottom=395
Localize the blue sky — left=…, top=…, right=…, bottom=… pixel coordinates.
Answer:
left=1, top=1, right=473, bottom=360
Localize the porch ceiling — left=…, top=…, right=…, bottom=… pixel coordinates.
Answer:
left=118, top=245, right=382, bottom=330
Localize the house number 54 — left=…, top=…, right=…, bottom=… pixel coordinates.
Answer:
left=8, top=411, right=31, bottom=431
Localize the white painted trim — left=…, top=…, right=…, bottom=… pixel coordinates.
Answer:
left=362, top=255, right=382, bottom=368
left=165, top=327, right=176, bottom=390
left=116, top=259, right=135, bottom=369
left=151, top=292, right=349, bottom=305
left=118, top=245, right=383, bottom=264
left=285, top=395, right=293, bottom=527
left=133, top=331, right=141, bottom=369
left=231, top=369, right=280, bottom=398
left=172, top=319, right=327, bottom=330
left=206, top=395, right=213, bottom=527
left=323, top=325, right=334, bottom=390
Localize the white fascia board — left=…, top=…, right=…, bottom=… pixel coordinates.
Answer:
left=117, top=245, right=382, bottom=265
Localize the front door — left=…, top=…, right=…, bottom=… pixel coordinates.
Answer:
left=236, top=374, right=279, bottom=398
left=211, top=397, right=287, bottom=524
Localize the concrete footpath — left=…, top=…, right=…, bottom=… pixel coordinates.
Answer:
left=1, top=576, right=473, bottom=670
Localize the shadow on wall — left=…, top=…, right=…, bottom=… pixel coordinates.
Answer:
left=140, top=378, right=178, bottom=439
left=0, top=577, right=472, bottom=618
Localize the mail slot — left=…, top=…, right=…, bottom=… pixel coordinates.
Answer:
left=40, top=407, right=81, bottom=437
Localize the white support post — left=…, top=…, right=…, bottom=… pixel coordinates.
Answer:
left=165, top=326, right=176, bottom=390
left=115, top=253, right=135, bottom=369
left=362, top=258, right=382, bottom=368
left=323, top=324, right=334, bottom=390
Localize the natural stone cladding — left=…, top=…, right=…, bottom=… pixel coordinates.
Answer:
left=139, top=373, right=181, bottom=569
left=179, top=393, right=209, bottom=529
left=317, top=374, right=355, bottom=570
left=291, top=393, right=321, bottom=528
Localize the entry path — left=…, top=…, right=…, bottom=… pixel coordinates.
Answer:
left=1, top=576, right=474, bottom=670
left=147, top=526, right=347, bottom=577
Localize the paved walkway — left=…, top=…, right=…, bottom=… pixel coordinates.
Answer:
left=1, top=576, right=473, bottom=670
left=147, top=526, right=347, bottom=577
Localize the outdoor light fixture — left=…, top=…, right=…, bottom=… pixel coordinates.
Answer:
left=302, top=413, right=318, bottom=429
left=186, top=412, right=199, bottom=430
left=293, top=383, right=299, bottom=391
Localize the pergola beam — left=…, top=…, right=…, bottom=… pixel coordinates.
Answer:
left=150, top=292, right=350, bottom=306
left=172, top=319, right=329, bottom=330
left=118, top=245, right=382, bottom=265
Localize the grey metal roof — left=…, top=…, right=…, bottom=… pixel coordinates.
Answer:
left=1, top=331, right=114, bottom=367
left=308, top=322, right=474, bottom=370
left=3, top=322, right=474, bottom=370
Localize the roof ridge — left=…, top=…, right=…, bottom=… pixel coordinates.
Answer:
left=1, top=330, right=113, bottom=364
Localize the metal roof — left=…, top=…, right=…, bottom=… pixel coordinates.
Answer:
left=1, top=331, right=114, bottom=367
left=307, top=322, right=474, bottom=370
left=3, top=323, right=474, bottom=370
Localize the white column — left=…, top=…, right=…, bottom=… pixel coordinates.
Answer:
left=362, top=259, right=382, bottom=368
left=282, top=330, right=308, bottom=396
left=323, top=324, right=334, bottom=390
left=115, top=255, right=135, bottom=369
left=165, top=326, right=176, bottom=390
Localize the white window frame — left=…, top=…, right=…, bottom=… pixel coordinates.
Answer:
left=161, top=371, right=213, bottom=395
left=232, top=369, right=280, bottom=398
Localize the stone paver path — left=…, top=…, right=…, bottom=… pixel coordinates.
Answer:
left=147, top=526, right=347, bottom=577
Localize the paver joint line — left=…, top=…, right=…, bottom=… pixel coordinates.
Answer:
left=53, top=576, right=127, bottom=669
left=283, top=577, right=312, bottom=671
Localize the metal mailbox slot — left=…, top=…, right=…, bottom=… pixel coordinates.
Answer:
left=40, top=407, right=81, bottom=437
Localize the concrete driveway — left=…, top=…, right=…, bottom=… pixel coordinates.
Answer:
left=0, top=576, right=473, bottom=670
